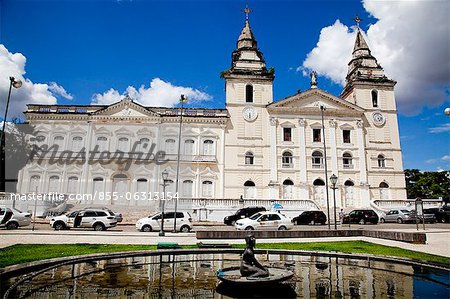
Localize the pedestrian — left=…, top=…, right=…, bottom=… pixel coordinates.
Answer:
left=339, top=209, right=345, bottom=224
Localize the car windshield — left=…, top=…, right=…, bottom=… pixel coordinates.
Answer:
left=148, top=212, right=160, bottom=218
left=235, top=209, right=244, bottom=215
left=67, top=211, right=78, bottom=217
left=11, top=208, right=23, bottom=213
left=249, top=213, right=262, bottom=220
left=401, top=210, right=410, bottom=214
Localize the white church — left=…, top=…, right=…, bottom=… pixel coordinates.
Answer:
left=15, top=13, right=407, bottom=221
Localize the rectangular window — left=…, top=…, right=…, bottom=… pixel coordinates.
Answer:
left=343, top=130, right=351, bottom=143
left=313, top=129, right=321, bottom=142
left=283, top=128, right=292, bottom=142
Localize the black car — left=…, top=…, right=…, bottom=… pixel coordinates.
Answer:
left=423, top=208, right=449, bottom=223
left=292, top=211, right=327, bottom=225
left=224, top=206, right=266, bottom=225
left=342, top=209, right=379, bottom=225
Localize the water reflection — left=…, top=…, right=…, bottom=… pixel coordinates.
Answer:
left=3, top=253, right=449, bottom=298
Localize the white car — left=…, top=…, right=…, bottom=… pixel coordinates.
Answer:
left=50, top=209, right=117, bottom=231
left=235, top=211, right=293, bottom=231
left=136, top=212, right=192, bottom=233
left=0, top=207, right=32, bottom=229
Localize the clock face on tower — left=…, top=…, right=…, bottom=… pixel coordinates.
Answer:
left=372, top=111, right=386, bottom=126
left=242, top=106, right=258, bottom=122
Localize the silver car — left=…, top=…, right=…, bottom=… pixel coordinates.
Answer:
left=381, top=209, right=416, bottom=223
left=0, top=207, right=32, bottom=229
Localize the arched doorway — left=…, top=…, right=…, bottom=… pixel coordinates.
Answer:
left=344, top=180, right=355, bottom=207
left=379, top=182, right=390, bottom=200
left=113, top=174, right=128, bottom=204
left=282, top=179, right=294, bottom=199
left=313, top=179, right=325, bottom=206
left=244, top=180, right=256, bottom=199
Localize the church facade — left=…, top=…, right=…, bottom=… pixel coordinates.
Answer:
left=16, top=16, right=407, bottom=217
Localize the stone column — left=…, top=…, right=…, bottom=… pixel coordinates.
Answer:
left=82, top=122, right=93, bottom=194
left=329, top=119, right=340, bottom=207
left=298, top=118, right=308, bottom=199
left=268, top=117, right=279, bottom=198
left=356, top=120, right=370, bottom=207
left=219, top=126, right=226, bottom=198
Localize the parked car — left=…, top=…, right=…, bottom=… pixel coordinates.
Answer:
left=224, top=206, right=266, bottom=225
left=235, top=211, right=293, bottom=231
left=292, top=211, right=326, bottom=225
left=136, top=211, right=192, bottom=232
left=342, top=209, right=379, bottom=225
left=423, top=208, right=449, bottom=223
left=380, top=209, right=416, bottom=223
left=50, top=209, right=117, bottom=231
left=419, top=209, right=437, bottom=224
left=0, top=207, right=32, bottom=229
left=82, top=206, right=122, bottom=222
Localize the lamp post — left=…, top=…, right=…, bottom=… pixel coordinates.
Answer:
left=330, top=174, right=338, bottom=230
left=1, top=77, right=22, bottom=192
left=320, top=105, right=331, bottom=230
left=173, top=95, right=187, bottom=232
left=159, top=169, right=169, bottom=236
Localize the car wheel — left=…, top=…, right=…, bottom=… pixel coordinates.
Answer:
left=380, top=218, right=385, bottom=223
left=180, top=225, right=190, bottom=233
left=278, top=226, right=287, bottom=231
left=440, top=218, right=446, bottom=223
left=141, top=225, right=152, bottom=232
left=245, top=226, right=254, bottom=231
left=93, top=223, right=105, bottom=231
left=359, top=219, right=365, bottom=225
left=54, top=222, right=66, bottom=231
left=397, top=218, right=403, bottom=224
left=6, top=222, right=18, bottom=230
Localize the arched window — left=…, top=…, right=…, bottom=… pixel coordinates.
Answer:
left=29, top=175, right=40, bottom=192
left=182, top=180, right=194, bottom=197
left=245, top=151, right=254, bottom=165
left=53, top=136, right=64, bottom=149
left=48, top=175, right=60, bottom=193
left=203, top=139, right=215, bottom=156
left=343, top=153, right=353, bottom=168
left=344, top=180, right=355, bottom=207
left=138, top=138, right=150, bottom=152
left=312, top=151, right=323, bottom=168
left=244, top=180, right=256, bottom=199
left=165, top=139, right=176, bottom=154
left=118, top=137, right=129, bottom=152
left=72, top=136, right=83, bottom=152
left=184, top=139, right=195, bottom=156
left=282, top=151, right=293, bottom=168
left=282, top=179, right=294, bottom=199
left=379, top=182, right=389, bottom=199
left=202, top=181, right=213, bottom=197
left=245, top=84, right=253, bottom=103
left=97, top=136, right=108, bottom=151
left=313, top=179, right=326, bottom=206
left=371, top=89, right=378, bottom=107
left=378, top=154, right=386, bottom=168
left=36, top=135, right=46, bottom=144
left=67, top=176, right=78, bottom=194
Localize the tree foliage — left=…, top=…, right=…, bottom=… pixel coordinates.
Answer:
left=404, top=169, right=450, bottom=202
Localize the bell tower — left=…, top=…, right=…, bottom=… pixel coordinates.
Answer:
left=341, top=21, right=406, bottom=201
left=222, top=6, right=274, bottom=200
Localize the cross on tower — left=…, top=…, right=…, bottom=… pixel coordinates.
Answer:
left=354, top=15, right=362, bottom=28
left=241, top=4, right=253, bottom=21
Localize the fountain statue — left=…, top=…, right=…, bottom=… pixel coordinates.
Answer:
left=240, top=234, right=269, bottom=278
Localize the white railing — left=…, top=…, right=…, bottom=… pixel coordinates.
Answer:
left=372, top=199, right=443, bottom=212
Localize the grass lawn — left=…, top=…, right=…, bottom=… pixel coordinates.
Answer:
left=0, top=241, right=449, bottom=269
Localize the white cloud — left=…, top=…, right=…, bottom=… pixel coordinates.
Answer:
left=48, top=82, right=73, bottom=100
left=300, top=0, right=449, bottom=115
left=442, top=155, right=450, bottom=161
left=0, top=44, right=72, bottom=119
left=91, top=78, right=212, bottom=106
left=429, top=123, right=450, bottom=133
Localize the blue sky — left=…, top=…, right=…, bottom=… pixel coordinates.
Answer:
left=1, top=0, right=449, bottom=171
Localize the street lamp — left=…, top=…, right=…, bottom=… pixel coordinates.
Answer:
left=320, top=105, right=331, bottom=230
left=173, top=94, right=188, bottom=232
left=330, top=174, right=338, bottom=230
left=159, top=169, right=169, bottom=236
left=1, top=77, right=22, bottom=191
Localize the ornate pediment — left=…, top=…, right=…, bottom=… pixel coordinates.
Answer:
left=92, top=98, right=160, bottom=118
left=267, top=88, right=364, bottom=116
